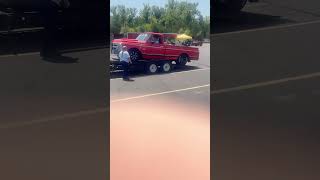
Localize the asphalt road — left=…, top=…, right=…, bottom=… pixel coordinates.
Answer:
left=2, top=0, right=320, bottom=179
left=0, top=49, right=108, bottom=179
left=110, top=44, right=211, bottom=180
left=213, top=1, right=320, bottom=179
left=110, top=44, right=210, bottom=105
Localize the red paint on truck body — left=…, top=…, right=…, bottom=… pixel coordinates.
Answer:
left=111, top=32, right=199, bottom=61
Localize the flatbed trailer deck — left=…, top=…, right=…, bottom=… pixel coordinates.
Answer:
left=110, top=57, right=177, bottom=74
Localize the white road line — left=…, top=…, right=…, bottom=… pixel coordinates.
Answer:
left=3, top=71, right=320, bottom=129
left=212, top=71, right=320, bottom=94
left=111, top=84, right=210, bottom=103
left=1, top=84, right=210, bottom=129
left=0, top=108, right=107, bottom=129
left=213, top=19, right=320, bottom=37
left=170, top=67, right=210, bottom=74
left=110, top=68, right=210, bottom=81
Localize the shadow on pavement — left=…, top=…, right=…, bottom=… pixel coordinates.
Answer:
left=110, top=65, right=201, bottom=80
left=41, top=55, right=79, bottom=64
left=213, top=11, right=295, bottom=34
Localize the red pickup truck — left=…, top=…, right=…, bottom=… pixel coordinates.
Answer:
left=111, top=32, right=199, bottom=73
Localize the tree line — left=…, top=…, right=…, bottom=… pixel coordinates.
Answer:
left=110, top=0, right=210, bottom=40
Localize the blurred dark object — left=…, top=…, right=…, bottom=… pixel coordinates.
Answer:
left=63, top=0, right=108, bottom=35
left=213, top=0, right=259, bottom=14
left=182, top=39, right=192, bottom=46
left=0, top=0, right=107, bottom=54
left=39, top=1, right=61, bottom=58
left=0, top=0, right=48, bottom=10
left=213, top=0, right=248, bottom=13
left=0, top=0, right=108, bottom=36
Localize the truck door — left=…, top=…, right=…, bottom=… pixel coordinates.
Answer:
left=146, top=34, right=165, bottom=59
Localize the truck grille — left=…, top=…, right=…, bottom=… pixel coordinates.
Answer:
left=111, top=43, right=121, bottom=55
left=111, top=43, right=121, bottom=61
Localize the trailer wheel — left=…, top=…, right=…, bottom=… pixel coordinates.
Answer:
left=146, top=62, right=158, bottom=74
left=161, top=62, right=172, bottom=73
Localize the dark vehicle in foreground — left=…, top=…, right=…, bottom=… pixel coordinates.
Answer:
left=0, top=0, right=107, bottom=34
left=213, top=0, right=248, bottom=12
left=213, top=0, right=259, bottom=13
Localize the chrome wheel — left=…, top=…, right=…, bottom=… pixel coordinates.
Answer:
left=129, top=49, right=141, bottom=62
left=149, top=64, right=158, bottom=73
left=162, top=62, right=172, bottom=72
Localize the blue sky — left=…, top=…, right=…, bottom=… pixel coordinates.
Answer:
left=110, top=0, right=210, bottom=16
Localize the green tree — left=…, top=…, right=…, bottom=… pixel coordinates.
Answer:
left=111, top=0, right=210, bottom=39
left=110, top=6, right=121, bottom=34
left=127, top=8, right=137, bottom=27
left=140, top=4, right=152, bottom=24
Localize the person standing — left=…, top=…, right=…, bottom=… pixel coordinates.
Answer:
left=119, top=46, right=132, bottom=81
left=39, top=0, right=70, bottom=59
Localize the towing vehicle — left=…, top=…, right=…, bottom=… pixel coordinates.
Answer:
left=0, top=0, right=107, bottom=34
left=110, top=32, right=199, bottom=74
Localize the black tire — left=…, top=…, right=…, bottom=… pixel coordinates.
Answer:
left=176, top=54, right=189, bottom=67
left=161, top=62, right=172, bottom=73
left=128, top=48, right=142, bottom=62
left=145, top=62, right=158, bottom=74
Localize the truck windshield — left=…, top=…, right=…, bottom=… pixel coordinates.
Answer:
left=136, top=33, right=150, bottom=41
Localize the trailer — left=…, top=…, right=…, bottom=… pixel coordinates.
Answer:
left=110, top=57, right=177, bottom=75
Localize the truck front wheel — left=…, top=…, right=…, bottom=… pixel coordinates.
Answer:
left=128, top=49, right=142, bottom=62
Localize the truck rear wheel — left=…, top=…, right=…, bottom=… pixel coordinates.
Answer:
left=145, top=62, right=158, bottom=74
left=161, top=62, right=172, bottom=73
left=176, top=54, right=189, bottom=67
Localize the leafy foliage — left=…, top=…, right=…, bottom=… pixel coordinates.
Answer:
left=110, top=0, right=210, bottom=40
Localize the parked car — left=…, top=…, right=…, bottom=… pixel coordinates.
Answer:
left=192, top=40, right=203, bottom=46
left=181, top=39, right=192, bottom=46
left=203, top=39, right=210, bottom=43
